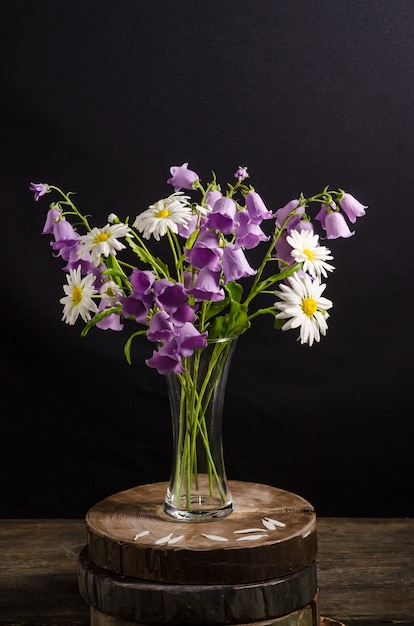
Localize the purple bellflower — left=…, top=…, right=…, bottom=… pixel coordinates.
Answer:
left=339, top=193, right=368, bottom=223
left=167, top=163, right=199, bottom=192
left=30, top=182, right=49, bottom=201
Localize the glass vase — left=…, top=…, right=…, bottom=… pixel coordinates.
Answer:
left=163, top=335, right=238, bottom=522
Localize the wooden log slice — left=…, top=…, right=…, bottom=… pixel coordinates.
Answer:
left=90, top=600, right=319, bottom=625
left=78, top=547, right=318, bottom=625
left=86, top=480, right=317, bottom=585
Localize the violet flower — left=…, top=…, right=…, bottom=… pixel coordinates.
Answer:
left=154, top=280, right=189, bottom=312
left=120, top=292, right=153, bottom=324
left=245, top=191, right=273, bottom=224
left=275, top=199, right=305, bottom=231
left=30, top=182, right=49, bottom=201
left=42, top=207, right=61, bottom=234
left=175, top=322, right=208, bottom=358
left=205, top=197, right=237, bottom=234
left=146, top=340, right=185, bottom=375
left=146, top=310, right=175, bottom=343
left=167, top=163, right=199, bottom=192
left=205, top=189, right=222, bottom=209
left=185, top=230, right=223, bottom=271
left=96, top=298, right=124, bottom=331
left=235, top=209, right=269, bottom=249
left=129, top=269, right=155, bottom=295
left=339, top=193, right=367, bottom=224
left=188, top=267, right=225, bottom=302
left=234, top=166, right=248, bottom=181
left=221, top=244, right=256, bottom=283
left=324, top=211, right=355, bottom=239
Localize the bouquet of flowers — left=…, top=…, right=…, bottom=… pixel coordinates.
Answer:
left=31, top=163, right=366, bottom=519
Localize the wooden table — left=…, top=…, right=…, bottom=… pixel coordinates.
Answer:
left=0, top=518, right=413, bottom=625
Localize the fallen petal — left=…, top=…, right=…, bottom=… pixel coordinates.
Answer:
left=201, top=533, right=228, bottom=542
left=155, top=533, right=174, bottom=545
left=168, top=534, right=185, bottom=544
left=262, top=519, right=276, bottom=530
left=236, top=534, right=269, bottom=541
left=234, top=528, right=267, bottom=534
left=133, top=530, right=150, bottom=540
left=263, top=517, right=286, bottom=527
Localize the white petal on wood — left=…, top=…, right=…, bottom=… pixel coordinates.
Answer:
left=263, top=516, right=286, bottom=527
left=133, top=530, right=150, bottom=540
left=233, top=528, right=267, bottom=534
left=201, top=533, right=229, bottom=542
left=236, top=533, right=269, bottom=541
left=168, top=534, right=185, bottom=545
left=155, top=533, right=174, bottom=545
left=262, top=519, right=276, bottom=530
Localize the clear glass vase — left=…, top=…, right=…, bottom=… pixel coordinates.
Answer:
left=163, top=335, right=238, bottom=522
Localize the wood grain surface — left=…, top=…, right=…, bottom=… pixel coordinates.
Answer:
left=86, top=480, right=317, bottom=584
left=0, top=517, right=413, bottom=625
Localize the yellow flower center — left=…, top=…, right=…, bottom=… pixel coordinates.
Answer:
left=302, top=297, right=317, bottom=316
left=303, top=248, right=315, bottom=261
left=72, top=286, right=83, bottom=305
left=157, top=208, right=170, bottom=219
left=94, top=232, right=110, bottom=243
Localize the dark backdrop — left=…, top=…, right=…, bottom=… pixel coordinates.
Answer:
left=1, top=1, right=413, bottom=518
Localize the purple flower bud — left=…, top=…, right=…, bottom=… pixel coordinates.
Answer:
left=339, top=193, right=367, bottom=224
left=30, top=182, right=49, bottom=201
left=167, top=163, right=199, bottom=192
left=324, top=211, right=355, bottom=239
left=234, top=166, right=248, bottom=181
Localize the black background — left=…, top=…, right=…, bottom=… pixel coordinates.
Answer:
left=1, top=1, right=413, bottom=519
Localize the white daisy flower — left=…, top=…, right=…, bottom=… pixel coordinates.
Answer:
left=133, top=192, right=193, bottom=240
left=274, top=272, right=333, bottom=346
left=100, top=280, right=123, bottom=305
left=78, top=223, right=130, bottom=267
left=60, top=267, right=99, bottom=325
left=287, top=229, right=335, bottom=279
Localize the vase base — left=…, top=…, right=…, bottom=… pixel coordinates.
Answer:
left=163, top=495, right=233, bottom=522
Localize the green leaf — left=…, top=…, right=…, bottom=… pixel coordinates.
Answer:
left=207, top=282, right=250, bottom=340
left=184, top=228, right=200, bottom=249
left=80, top=305, right=122, bottom=336
left=128, top=239, right=170, bottom=276
left=124, top=330, right=147, bottom=365
left=225, top=280, right=243, bottom=302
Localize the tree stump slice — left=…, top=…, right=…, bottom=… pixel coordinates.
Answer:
left=78, top=547, right=318, bottom=624
left=85, top=480, right=317, bottom=585
left=89, top=600, right=320, bottom=626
